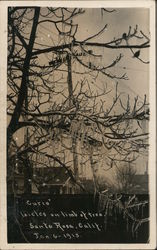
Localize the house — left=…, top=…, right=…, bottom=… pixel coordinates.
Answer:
left=132, top=173, right=149, bottom=194
left=32, top=167, right=75, bottom=194
left=8, top=172, right=25, bottom=195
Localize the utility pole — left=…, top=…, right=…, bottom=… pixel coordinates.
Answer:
left=23, top=76, right=32, bottom=194
left=66, top=51, right=79, bottom=184
left=49, top=48, right=89, bottom=188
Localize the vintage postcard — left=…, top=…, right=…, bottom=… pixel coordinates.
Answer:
left=0, top=1, right=156, bottom=249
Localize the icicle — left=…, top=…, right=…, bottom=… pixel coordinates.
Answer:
left=110, top=202, right=113, bottom=216
left=80, top=153, right=83, bottom=177
left=126, top=217, right=129, bottom=232
left=101, top=47, right=104, bottom=67
left=138, top=204, right=140, bottom=211
left=60, top=131, right=64, bottom=144
left=131, top=221, right=135, bottom=237
left=141, top=204, right=144, bottom=218
left=115, top=208, right=117, bottom=224
left=105, top=200, right=108, bottom=216
left=104, top=215, right=107, bottom=231
left=101, top=8, right=103, bottom=20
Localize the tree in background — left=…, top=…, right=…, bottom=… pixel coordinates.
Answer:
left=114, top=163, right=137, bottom=193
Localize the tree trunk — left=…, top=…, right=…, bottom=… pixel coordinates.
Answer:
left=23, top=158, right=32, bottom=194
left=89, top=152, right=98, bottom=193
left=7, top=7, right=40, bottom=194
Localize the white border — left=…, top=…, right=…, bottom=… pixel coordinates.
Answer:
left=0, top=1, right=156, bottom=250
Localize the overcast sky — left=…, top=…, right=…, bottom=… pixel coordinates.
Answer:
left=74, top=8, right=149, bottom=98
left=39, top=7, right=149, bottom=100
left=70, top=8, right=149, bottom=176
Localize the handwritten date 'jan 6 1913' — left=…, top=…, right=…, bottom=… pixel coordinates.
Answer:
left=33, top=232, right=80, bottom=240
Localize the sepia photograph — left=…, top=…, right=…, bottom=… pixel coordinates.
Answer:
left=0, top=1, right=156, bottom=249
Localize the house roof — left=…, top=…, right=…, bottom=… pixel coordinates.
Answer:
left=34, top=167, right=71, bottom=185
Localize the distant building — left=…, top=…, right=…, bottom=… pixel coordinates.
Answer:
left=8, top=166, right=76, bottom=195
left=132, top=172, right=148, bottom=194
left=131, top=162, right=149, bottom=194
left=32, top=167, right=75, bottom=194
left=8, top=172, right=25, bottom=195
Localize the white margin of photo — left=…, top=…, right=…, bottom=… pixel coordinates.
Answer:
left=0, top=1, right=156, bottom=250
